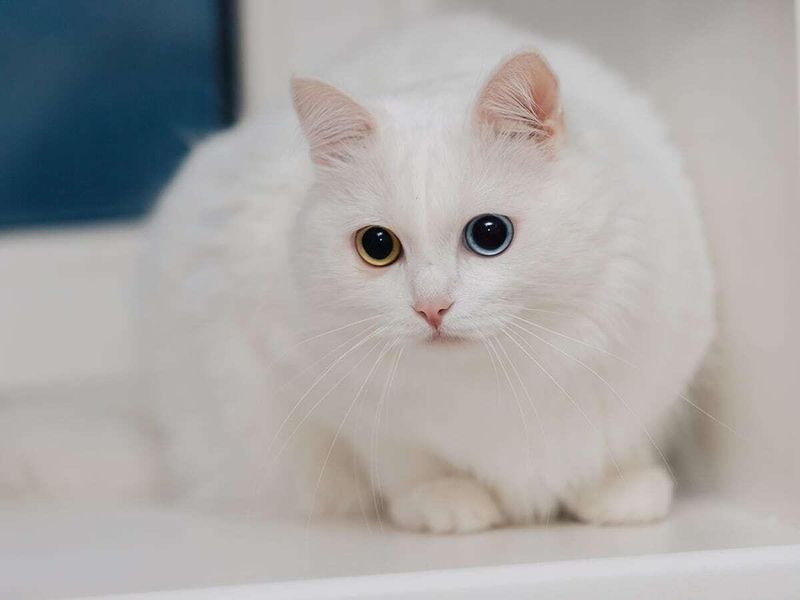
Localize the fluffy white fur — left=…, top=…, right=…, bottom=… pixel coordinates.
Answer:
left=2, top=16, right=714, bottom=533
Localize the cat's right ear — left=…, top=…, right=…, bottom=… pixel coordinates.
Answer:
left=476, top=52, right=564, bottom=146
left=291, top=77, right=375, bottom=166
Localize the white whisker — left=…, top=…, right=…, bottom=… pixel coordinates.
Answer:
left=266, top=324, right=386, bottom=457
left=306, top=337, right=396, bottom=533
left=370, top=342, right=404, bottom=532
left=481, top=333, right=537, bottom=522
left=510, top=314, right=740, bottom=437
left=270, top=334, right=386, bottom=465
left=502, top=327, right=625, bottom=481
left=678, top=392, right=741, bottom=438
left=509, top=320, right=675, bottom=483
left=507, top=305, right=575, bottom=319
left=265, top=314, right=382, bottom=372
left=274, top=322, right=379, bottom=394
left=484, top=336, right=527, bottom=437
left=478, top=331, right=502, bottom=409
left=493, top=332, right=547, bottom=442
left=510, top=313, right=636, bottom=367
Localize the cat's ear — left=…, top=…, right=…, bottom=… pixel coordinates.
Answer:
left=291, top=77, right=375, bottom=166
left=476, top=52, right=564, bottom=144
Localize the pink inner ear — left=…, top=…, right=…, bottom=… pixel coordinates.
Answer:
left=291, top=78, right=375, bottom=165
left=476, top=52, right=563, bottom=141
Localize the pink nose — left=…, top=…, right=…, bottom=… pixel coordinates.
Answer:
left=414, top=299, right=453, bottom=329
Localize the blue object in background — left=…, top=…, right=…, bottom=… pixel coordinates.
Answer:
left=0, top=0, right=235, bottom=229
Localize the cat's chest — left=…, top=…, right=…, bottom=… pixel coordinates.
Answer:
left=309, top=342, right=565, bottom=443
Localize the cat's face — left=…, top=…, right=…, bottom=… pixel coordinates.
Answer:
left=291, top=53, right=595, bottom=345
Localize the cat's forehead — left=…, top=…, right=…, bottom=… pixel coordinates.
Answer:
left=378, top=128, right=473, bottom=233
left=336, top=102, right=545, bottom=237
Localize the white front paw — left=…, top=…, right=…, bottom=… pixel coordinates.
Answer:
left=388, top=477, right=506, bottom=534
left=564, top=465, right=673, bottom=525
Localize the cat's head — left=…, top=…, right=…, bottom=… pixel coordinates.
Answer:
left=290, top=52, right=597, bottom=346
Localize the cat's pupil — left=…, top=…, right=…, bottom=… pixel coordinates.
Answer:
left=472, top=216, right=507, bottom=250
left=361, top=227, right=394, bottom=260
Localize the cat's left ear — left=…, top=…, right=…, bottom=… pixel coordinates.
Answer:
left=476, top=52, right=564, bottom=145
left=291, top=77, right=375, bottom=166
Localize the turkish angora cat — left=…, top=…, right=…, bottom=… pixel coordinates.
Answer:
left=3, top=17, right=715, bottom=533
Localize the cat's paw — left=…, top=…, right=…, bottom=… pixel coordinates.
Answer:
left=387, top=477, right=506, bottom=534
left=564, top=465, right=673, bottom=525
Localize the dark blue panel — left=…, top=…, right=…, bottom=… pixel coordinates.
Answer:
left=0, top=0, right=228, bottom=229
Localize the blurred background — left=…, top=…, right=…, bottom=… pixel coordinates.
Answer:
left=0, top=0, right=798, bottom=520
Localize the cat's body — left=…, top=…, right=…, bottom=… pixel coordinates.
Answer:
left=3, top=16, right=715, bottom=532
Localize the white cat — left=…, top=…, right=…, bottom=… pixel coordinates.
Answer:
left=3, top=16, right=715, bottom=533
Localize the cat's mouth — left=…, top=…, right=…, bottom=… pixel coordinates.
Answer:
left=426, top=330, right=468, bottom=346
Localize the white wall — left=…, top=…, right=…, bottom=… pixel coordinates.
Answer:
left=239, top=0, right=437, bottom=115
left=239, top=0, right=800, bottom=518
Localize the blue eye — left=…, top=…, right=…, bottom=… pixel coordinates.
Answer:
left=464, top=214, right=513, bottom=256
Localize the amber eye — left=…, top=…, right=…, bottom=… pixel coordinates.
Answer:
left=355, top=226, right=402, bottom=267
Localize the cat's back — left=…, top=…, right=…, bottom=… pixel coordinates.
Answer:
left=141, top=106, right=308, bottom=354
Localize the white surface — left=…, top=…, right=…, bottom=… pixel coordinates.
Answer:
left=1, top=498, right=798, bottom=599
left=100, top=546, right=800, bottom=600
